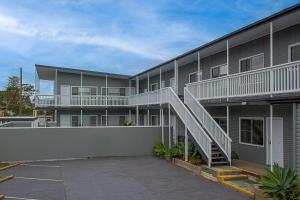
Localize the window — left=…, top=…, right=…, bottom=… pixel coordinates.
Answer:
left=240, top=118, right=264, bottom=146
left=170, top=78, right=175, bottom=89
left=214, top=117, right=227, bottom=132
left=72, top=87, right=97, bottom=96
left=211, top=64, right=227, bottom=78
left=289, top=43, right=300, bottom=62
left=240, top=54, right=264, bottom=72
left=151, top=83, right=158, bottom=91
left=151, top=115, right=159, bottom=126
left=71, top=115, right=80, bottom=127
left=189, top=72, right=198, bottom=83
left=102, top=87, right=128, bottom=96
left=102, top=115, right=127, bottom=126
left=161, top=81, right=165, bottom=88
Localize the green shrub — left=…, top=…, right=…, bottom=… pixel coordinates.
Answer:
left=171, top=142, right=185, bottom=158
left=231, top=151, right=239, bottom=160
left=163, top=147, right=173, bottom=160
left=258, top=163, right=300, bottom=200
left=153, top=143, right=165, bottom=157
left=189, top=148, right=202, bottom=165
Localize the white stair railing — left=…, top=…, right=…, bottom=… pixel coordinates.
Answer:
left=129, top=87, right=212, bottom=167
left=184, top=88, right=232, bottom=163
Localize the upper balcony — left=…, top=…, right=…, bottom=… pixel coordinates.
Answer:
left=186, top=61, right=300, bottom=102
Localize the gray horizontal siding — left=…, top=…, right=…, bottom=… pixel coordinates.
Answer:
left=296, top=103, right=300, bottom=175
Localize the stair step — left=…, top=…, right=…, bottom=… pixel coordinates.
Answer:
left=219, top=169, right=243, bottom=174
left=219, top=175, right=248, bottom=181
left=212, top=156, right=225, bottom=160
left=212, top=161, right=229, bottom=165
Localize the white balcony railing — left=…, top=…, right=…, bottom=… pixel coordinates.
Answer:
left=35, top=95, right=130, bottom=107
left=187, top=61, right=300, bottom=100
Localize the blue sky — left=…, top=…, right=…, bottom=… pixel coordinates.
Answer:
left=0, top=0, right=299, bottom=92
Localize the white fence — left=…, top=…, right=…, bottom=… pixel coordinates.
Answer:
left=187, top=61, right=300, bottom=100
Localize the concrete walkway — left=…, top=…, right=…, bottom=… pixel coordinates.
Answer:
left=0, top=157, right=249, bottom=200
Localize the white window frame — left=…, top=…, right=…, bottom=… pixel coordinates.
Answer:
left=288, top=42, right=300, bottom=62
left=210, top=64, right=228, bottom=79
left=71, top=86, right=98, bottom=96
left=151, top=83, right=159, bottom=91
left=239, top=117, right=264, bottom=147
left=239, top=53, right=264, bottom=72
left=189, top=71, right=198, bottom=83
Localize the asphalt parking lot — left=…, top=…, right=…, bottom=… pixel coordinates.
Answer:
left=0, top=156, right=249, bottom=200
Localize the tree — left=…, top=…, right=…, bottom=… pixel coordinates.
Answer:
left=0, top=76, right=35, bottom=116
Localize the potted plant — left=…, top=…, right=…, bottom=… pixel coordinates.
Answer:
left=256, top=163, right=300, bottom=200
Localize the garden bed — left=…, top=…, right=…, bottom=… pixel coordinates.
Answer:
left=0, top=162, right=20, bottom=171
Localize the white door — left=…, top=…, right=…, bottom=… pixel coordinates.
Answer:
left=61, top=85, right=71, bottom=106
left=60, top=114, right=70, bottom=127
left=266, top=117, right=284, bottom=167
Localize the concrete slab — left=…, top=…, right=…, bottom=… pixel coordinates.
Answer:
left=0, top=157, right=250, bottom=200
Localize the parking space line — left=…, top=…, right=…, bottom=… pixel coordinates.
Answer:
left=15, top=177, right=63, bottom=182
left=5, top=196, right=40, bottom=200
left=21, top=164, right=61, bottom=168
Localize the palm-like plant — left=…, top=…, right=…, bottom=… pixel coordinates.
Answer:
left=258, top=163, right=300, bottom=200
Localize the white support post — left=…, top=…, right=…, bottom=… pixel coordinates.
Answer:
left=174, top=60, right=178, bottom=94
left=105, top=74, right=108, bottom=107
left=173, top=116, right=177, bottom=144
left=147, top=72, right=150, bottom=92
left=80, top=109, right=83, bottom=127
left=226, top=40, right=229, bottom=99
left=185, top=126, right=188, bottom=161
left=160, top=68, right=162, bottom=89
left=162, top=108, right=164, bottom=145
left=80, top=72, right=83, bottom=107
left=136, top=106, right=139, bottom=126
left=197, top=51, right=201, bottom=81
left=270, top=104, right=273, bottom=171
left=168, top=103, right=171, bottom=148
left=129, top=79, right=131, bottom=96
left=226, top=106, right=229, bottom=135
left=270, top=22, right=274, bottom=97
left=147, top=108, right=150, bottom=126
left=55, top=69, right=58, bottom=106
left=136, top=77, right=139, bottom=95
left=105, top=109, right=108, bottom=126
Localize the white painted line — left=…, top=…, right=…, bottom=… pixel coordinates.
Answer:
left=21, top=164, right=61, bottom=168
left=5, top=196, right=40, bottom=200
left=15, top=177, right=63, bottom=182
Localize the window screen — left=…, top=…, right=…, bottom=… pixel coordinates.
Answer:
left=291, top=44, right=300, bottom=62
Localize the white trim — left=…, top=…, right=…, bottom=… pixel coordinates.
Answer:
left=5, top=196, right=41, bottom=200
left=150, top=82, right=159, bottom=91
left=239, top=117, right=264, bottom=147
left=210, top=63, right=227, bottom=79
left=238, top=53, right=264, bottom=73
left=288, top=42, right=300, bottom=62
left=188, top=71, right=198, bottom=83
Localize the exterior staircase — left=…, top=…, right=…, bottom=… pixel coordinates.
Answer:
left=211, top=143, right=229, bottom=165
